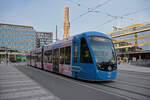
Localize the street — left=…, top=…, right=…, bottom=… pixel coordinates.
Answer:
left=9, top=63, right=150, bottom=100
left=1, top=1, right=150, bottom=100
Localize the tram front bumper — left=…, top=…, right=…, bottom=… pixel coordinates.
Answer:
left=96, top=69, right=118, bottom=81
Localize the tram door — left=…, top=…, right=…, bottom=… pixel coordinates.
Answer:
left=53, top=49, right=59, bottom=72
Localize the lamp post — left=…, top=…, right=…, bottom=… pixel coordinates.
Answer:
left=6, top=48, right=8, bottom=64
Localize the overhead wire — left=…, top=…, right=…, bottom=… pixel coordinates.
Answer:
left=123, top=6, right=150, bottom=16
left=93, top=19, right=115, bottom=31
left=62, top=0, right=150, bottom=34
left=70, top=0, right=112, bottom=23
left=92, top=5, right=150, bottom=30
left=57, top=0, right=113, bottom=38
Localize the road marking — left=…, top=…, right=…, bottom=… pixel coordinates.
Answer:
left=0, top=80, right=32, bottom=85
left=0, top=86, right=41, bottom=94
left=0, top=89, right=47, bottom=99
left=25, top=95, right=58, bottom=100
left=0, top=82, right=37, bottom=88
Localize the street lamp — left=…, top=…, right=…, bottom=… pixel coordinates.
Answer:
left=5, top=48, right=8, bottom=64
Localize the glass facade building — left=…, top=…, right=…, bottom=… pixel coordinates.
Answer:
left=36, top=32, right=53, bottom=48
left=0, top=23, right=36, bottom=52
left=108, top=22, right=150, bottom=62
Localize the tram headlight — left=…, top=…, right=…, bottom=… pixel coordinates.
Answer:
left=97, top=64, right=104, bottom=70
left=108, top=66, right=112, bottom=71
left=97, top=64, right=101, bottom=70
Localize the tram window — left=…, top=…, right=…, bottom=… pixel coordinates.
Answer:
left=56, top=49, right=59, bottom=57
left=31, top=54, right=34, bottom=60
left=53, top=49, right=56, bottom=60
left=33, top=54, right=36, bottom=61
left=60, top=48, right=65, bottom=64
left=34, top=53, right=38, bottom=61
left=80, top=38, right=92, bottom=63
left=53, top=49, right=59, bottom=63
left=34, top=54, right=37, bottom=61
left=65, top=46, right=71, bottom=65
left=37, top=53, right=41, bottom=62
left=36, top=54, right=38, bottom=61
left=49, top=50, right=52, bottom=63
left=73, top=43, right=78, bottom=63
left=44, top=50, right=52, bottom=63
left=44, top=51, right=48, bottom=63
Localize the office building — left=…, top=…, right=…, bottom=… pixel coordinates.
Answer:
left=108, top=22, right=150, bottom=63
left=36, top=32, right=53, bottom=48
left=0, top=23, right=36, bottom=52
left=0, top=23, right=36, bottom=63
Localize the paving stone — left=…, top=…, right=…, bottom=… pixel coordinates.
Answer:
left=0, top=64, right=60, bottom=100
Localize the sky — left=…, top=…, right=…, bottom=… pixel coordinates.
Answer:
left=0, top=0, right=150, bottom=40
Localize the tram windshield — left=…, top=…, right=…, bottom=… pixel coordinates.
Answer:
left=88, top=36, right=116, bottom=64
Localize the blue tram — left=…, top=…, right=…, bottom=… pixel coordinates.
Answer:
left=27, top=31, right=117, bottom=81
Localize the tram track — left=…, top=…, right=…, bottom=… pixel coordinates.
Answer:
left=59, top=71, right=150, bottom=100
left=14, top=64, right=150, bottom=100
left=90, top=82, right=150, bottom=100
left=115, top=79, right=150, bottom=89
left=117, top=76, right=150, bottom=86
left=85, top=84, right=147, bottom=100
left=116, top=71, right=150, bottom=87
left=70, top=78, right=150, bottom=100
left=39, top=69, right=150, bottom=100
left=118, top=73, right=150, bottom=81
left=14, top=64, right=130, bottom=100
left=101, top=82, right=150, bottom=97
left=48, top=73, right=138, bottom=100
left=119, top=70, right=150, bottom=77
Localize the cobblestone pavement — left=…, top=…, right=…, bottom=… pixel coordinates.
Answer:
left=0, top=64, right=60, bottom=100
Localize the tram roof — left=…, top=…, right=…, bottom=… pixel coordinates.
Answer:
left=45, top=31, right=110, bottom=46
left=29, top=31, right=110, bottom=52
left=77, top=31, right=110, bottom=38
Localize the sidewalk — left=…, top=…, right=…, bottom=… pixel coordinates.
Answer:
left=118, top=63, right=150, bottom=73
left=0, top=64, right=60, bottom=100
